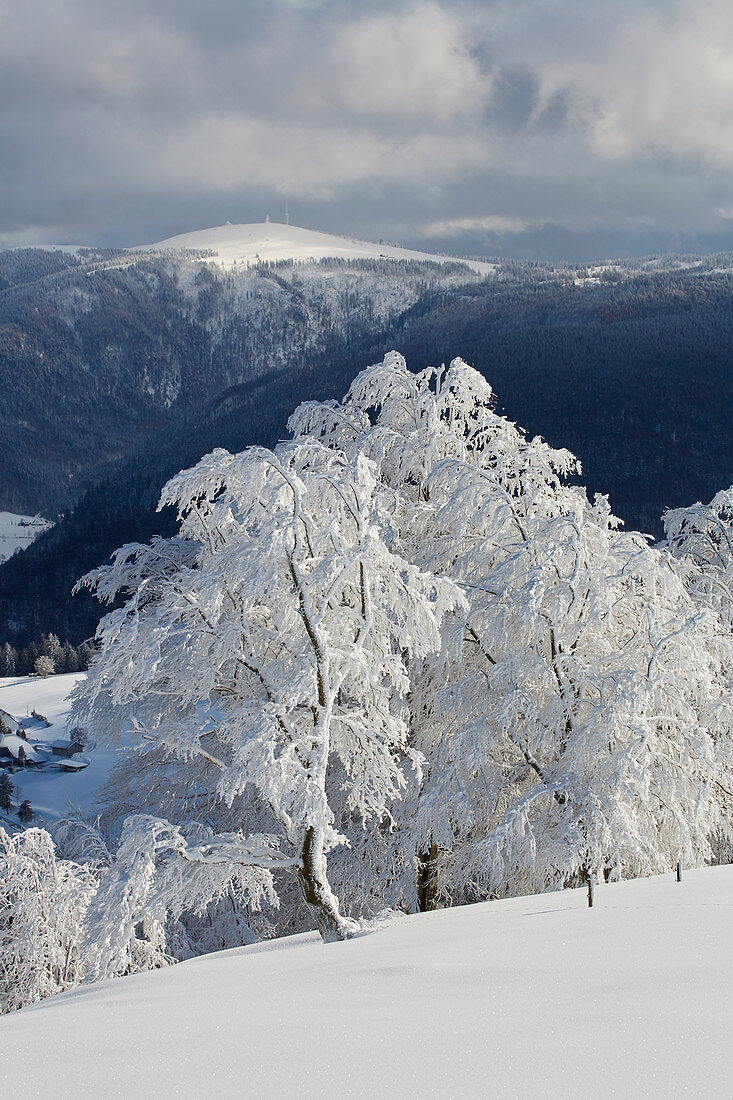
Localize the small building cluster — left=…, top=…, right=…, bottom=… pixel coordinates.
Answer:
left=0, top=707, right=88, bottom=773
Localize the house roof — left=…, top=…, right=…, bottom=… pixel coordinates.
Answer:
left=0, top=734, right=44, bottom=762
left=0, top=708, right=21, bottom=732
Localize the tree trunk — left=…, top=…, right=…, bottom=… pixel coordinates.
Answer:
left=295, top=826, right=358, bottom=943
left=416, top=843, right=440, bottom=912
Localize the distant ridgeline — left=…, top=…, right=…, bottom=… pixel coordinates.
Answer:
left=1, top=245, right=733, bottom=646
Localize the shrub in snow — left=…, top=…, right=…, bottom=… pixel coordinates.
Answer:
left=1, top=815, right=268, bottom=1012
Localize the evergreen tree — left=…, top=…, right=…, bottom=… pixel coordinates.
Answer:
left=0, top=644, right=16, bottom=678
left=17, top=643, right=38, bottom=677
left=77, top=643, right=94, bottom=671
left=61, top=643, right=80, bottom=674
left=17, top=800, right=33, bottom=825
left=39, top=633, right=62, bottom=669
left=0, top=775, right=13, bottom=814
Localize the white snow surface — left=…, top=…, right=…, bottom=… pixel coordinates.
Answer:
left=2, top=865, right=731, bottom=1098
left=137, top=221, right=496, bottom=275
left=0, top=675, right=119, bottom=821
left=0, top=512, right=52, bottom=562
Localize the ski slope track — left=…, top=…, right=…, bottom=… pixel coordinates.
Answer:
left=137, top=221, right=496, bottom=275
left=2, top=866, right=731, bottom=1098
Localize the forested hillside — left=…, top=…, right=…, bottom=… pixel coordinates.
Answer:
left=0, top=249, right=475, bottom=516
left=387, top=269, right=733, bottom=534
left=1, top=249, right=732, bottom=647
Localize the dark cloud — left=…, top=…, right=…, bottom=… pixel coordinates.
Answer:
left=3, top=0, right=733, bottom=259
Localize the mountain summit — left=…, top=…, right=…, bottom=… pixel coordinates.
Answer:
left=138, top=221, right=495, bottom=274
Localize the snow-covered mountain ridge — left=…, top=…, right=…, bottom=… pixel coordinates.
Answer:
left=137, top=220, right=496, bottom=275
left=0, top=234, right=486, bottom=518
left=2, top=865, right=730, bottom=1098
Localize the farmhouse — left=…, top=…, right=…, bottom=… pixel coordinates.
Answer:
left=48, top=738, right=84, bottom=758
left=0, top=732, right=45, bottom=766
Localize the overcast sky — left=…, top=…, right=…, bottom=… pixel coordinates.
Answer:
left=4, top=0, right=733, bottom=261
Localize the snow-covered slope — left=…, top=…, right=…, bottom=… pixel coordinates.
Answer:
left=0, top=675, right=119, bottom=822
left=0, top=512, right=52, bottom=562
left=2, top=866, right=730, bottom=1098
left=138, top=221, right=496, bottom=275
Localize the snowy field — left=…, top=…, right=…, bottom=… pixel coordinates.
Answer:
left=138, top=221, right=497, bottom=275
left=0, top=674, right=119, bottom=821
left=2, top=865, right=730, bottom=1098
left=0, top=511, right=52, bottom=562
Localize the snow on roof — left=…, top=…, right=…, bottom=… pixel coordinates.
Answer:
left=58, top=759, right=89, bottom=770
left=0, top=707, right=24, bottom=731
left=0, top=734, right=44, bottom=762
left=136, top=221, right=496, bottom=276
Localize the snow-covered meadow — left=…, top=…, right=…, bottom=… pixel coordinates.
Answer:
left=2, top=865, right=730, bottom=1098
left=0, top=512, right=52, bottom=563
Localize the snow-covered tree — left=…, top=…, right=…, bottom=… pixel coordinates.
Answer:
left=430, top=487, right=733, bottom=896
left=34, top=655, right=55, bottom=678
left=0, top=827, right=97, bottom=1013
left=0, top=643, right=17, bottom=678
left=73, top=440, right=463, bottom=940
left=70, top=350, right=733, bottom=951
left=292, top=352, right=733, bottom=899
left=662, top=486, right=733, bottom=865
left=82, top=814, right=280, bottom=980
left=39, top=633, right=63, bottom=669
left=664, top=487, right=733, bottom=626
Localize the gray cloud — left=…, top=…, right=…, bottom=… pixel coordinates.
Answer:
left=3, top=0, right=733, bottom=259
